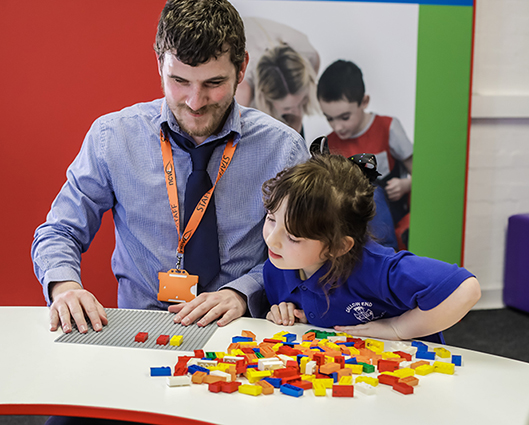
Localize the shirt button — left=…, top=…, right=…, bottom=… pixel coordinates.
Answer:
left=301, top=285, right=307, bottom=291
left=309, top=312, right=315, bottom=319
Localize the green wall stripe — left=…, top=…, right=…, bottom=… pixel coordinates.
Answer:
left=408, top=4, right=473, bottom=265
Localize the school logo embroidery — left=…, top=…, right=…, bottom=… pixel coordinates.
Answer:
left=346, top=302, right=384, bottom=323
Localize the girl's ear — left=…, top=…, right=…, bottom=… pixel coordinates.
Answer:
left=337, top=236, right=355, bottom=257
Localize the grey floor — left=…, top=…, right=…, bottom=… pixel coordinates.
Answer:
left=2, top=307, right=528, bottom=425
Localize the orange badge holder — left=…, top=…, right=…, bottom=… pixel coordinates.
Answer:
left=157, top=269, right=198, bottom=303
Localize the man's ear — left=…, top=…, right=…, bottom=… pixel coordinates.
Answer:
left=237, top=51, right=250, bottom=84
left=337, top=236, right=355, bottom=257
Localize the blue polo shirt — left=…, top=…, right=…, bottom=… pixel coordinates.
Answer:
left=263, top=241, right=474, bottom=336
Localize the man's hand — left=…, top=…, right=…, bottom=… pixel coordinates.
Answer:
left=49, top=281, right=108, bottom=334
left=266, top=302, right=307, bottom=326
left=385, top=177, right=411, bottom=202
left=168, top=288, right=246, bottom=327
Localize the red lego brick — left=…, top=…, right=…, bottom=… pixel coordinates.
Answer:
left=394, top=351, right=412, bottom=361
left=393, top=381, right=414, bottom=395
left=273, top=367, right=299, bottom=379
left=221, top=381, right=242, bottom=393
left=281, top=374, right=302, bottom=385
left=290, top=380, right=313, bottom=390
left=208, top=381, right=223, bottom=393
left=334, top=356, right=345, bottom=367
left=313, top=352, right=326, bottom=366
left=277, top=346, right=302, bottom=356
left=378, top=359, right=400, bottom=373
left=134, top=332, right=148, bottom=343
left=173, top=365, right=188, bottom=376
left=332, top=385, right=354, bottom=397
left=156, top=335, right=170, bottom=345
left=194, top=350, right=205, bottom=358
left=378, top=374, right=400, bottom=386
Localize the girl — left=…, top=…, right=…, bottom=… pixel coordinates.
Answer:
left=261, top=154, right=481, bottom=342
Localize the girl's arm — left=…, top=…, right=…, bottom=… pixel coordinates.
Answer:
left=335, top=277, right=481, bottom=340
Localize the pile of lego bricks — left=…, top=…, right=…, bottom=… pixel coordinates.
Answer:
left=151, top=328, right=463, bottom=398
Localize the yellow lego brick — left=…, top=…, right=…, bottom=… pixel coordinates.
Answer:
left=239, top=341, right=258, bottom=348
left=301, top=374, right=315, bottom=381
left=355, top=376, right=379, bottom=387
left=272, top=343, right=284, bottom=351
left=380, top=371, right=398, bottom=377
left=324, top=355, right=335, bottom=364
left=238, top=384, right=263, bottom=396
left=231, top=349, right=246, bottom=356
left=348, top=347, right=360, bottom=356
left=214, top=352, right=226, bottom=359
left=327, top=342, right=341, bottom=351
left=434, top=347, right=451, bottom=359
left=366, top=338, right=385, bottom=352
left=335, top=332, right=352, bottom=337
left=314, top=378, right=334, bottom=389
left=170, top=335, right=183, bottom=346
left=393, top=368, right=415, bottom=378
left=345, top=364, right=364, bottom=374
left=313, top=382, right=327, bottom=396
left=300, top=341, right=312, bottom=348
left=300, top=357, right=309, bottom=370
left=338, top=376, right=353, bottom=385
left=382, top=351, right=400, bottom=359
left=415, top=364, right=435, bottom=376
left=245, top=368, right=272, bottom=383
left=433, top=361, right=455, bottom=375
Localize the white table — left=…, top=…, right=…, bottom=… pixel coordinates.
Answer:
left=1, top=307, right=528, bottom=424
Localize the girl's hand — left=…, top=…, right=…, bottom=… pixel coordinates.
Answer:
left=266, top=302, right=307, bottom=326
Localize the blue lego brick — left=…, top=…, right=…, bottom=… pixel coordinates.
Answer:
left=187, top=365, right=210, bottom=375
left=452, top=355, right=462, bottom=366
left=280, top=383, right=304, bottom=397
left=263, top=377, right=282, bottom=388
left=415, top=350, right=436, bottom=360
left=412, top=341, right=428, bottom=351
left=338, top=342, right=357, bottom=347
left=232, top=336, right=253, bottom=343
left=284, top=333, right=297, bottom=343
left=150, top=366, right=171, bottom=377
left=345, top=357, right=358, bottom=364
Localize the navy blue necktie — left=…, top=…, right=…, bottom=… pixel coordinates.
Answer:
left=167, top=127, right=221, bottom=288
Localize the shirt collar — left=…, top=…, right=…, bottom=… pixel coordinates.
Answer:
left=283, top=263, right=330, bottom=295
left=160, top=98, right=242, bottom=147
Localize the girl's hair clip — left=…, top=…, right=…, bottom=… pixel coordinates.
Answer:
left=349, top=153, right=381, bottom=184
left=309, top=135, right=330, bottom=156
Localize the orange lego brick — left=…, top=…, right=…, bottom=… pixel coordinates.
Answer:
left=411, top=360, right=431, bottom=369
left=191, top=371, right=207, bottom=384
left=203, top=375, right=225, bottom=384
left=399, top=376, right=419, bottom=386
left=256, top=380, right=275, bottom=395
left=241, top=330, right=256, bottom=341
left=319, top=363, right=341, bottom=374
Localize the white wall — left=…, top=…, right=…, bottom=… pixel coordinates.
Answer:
left=465, top=0, right=529, bottom=309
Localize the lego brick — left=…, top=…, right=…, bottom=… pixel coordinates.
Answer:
left=355, top=382, right=376, bottom=395
left=210, top=370, right=231, bottom=382
left=156, top=335, right=170, bottom=346
left=187, top=365, right=210, bottom=375
left=170, top=335, right=183, bottom=346
left=221, top=381, right=242, bottom=393
left=191, top=371, right=208, bottom=384
left=410, top=360, right=431, bottom=369
left=290, top=379, right=313, bottom=390
left=241, top=330, right=256, bottom=341
left=256, top=379, right=275, bottom=395
left=238, top=384, right=263, bottom=396
left=232, top=336, right=254, bottom=343
left=332, top=384, right=354, bottom=397
left=280, top=383, right=304, bottom=397
left=355, top=376, right=379, bottom=387
left=415, top=350, right=436, bottom=360
left=312, top=381, right=327, bottom=396
left=166, top=375, right=191, bottom=387
left=345, top=364, right=364, bottom=375
left=313, top=378, right=334, bottom=389
left=378, top=374, right=400, bottom=386
left=415, top=365, right=435, bottom=376
left=319, top=362, right=341, bottom=375
left=134, top=332, right=148, bottom=343
left=377, top=359, right=400, bottom=373
left=338, top=376, right=353, bottom=386
left=399, top=376, right=419, bottom=386
left=393, top=368, right=415, bottom=378
left=208, top=381, right=223, bottom=393
left=394, top=350, right=413, bottom=361
left=150, top=366, right=171, bottom=377
left=433, top=361, right=455, bottom=375
left=358, top=362, right=375, bottom=373
left=452, top=355, right=463, bottom=367
left=393, top=381, right=414, bottom=395
left=263, top=377, right=282, bottom=388
left=434, top=347, right=451, bottom=358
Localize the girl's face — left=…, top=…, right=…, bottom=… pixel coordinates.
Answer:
left=263, top=199, right=327, bottom=280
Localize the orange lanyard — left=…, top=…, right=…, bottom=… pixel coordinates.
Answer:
left=160, top=130, right=236, bottom=269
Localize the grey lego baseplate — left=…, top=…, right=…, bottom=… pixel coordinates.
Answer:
left=54, top=308, right=217, bottom=351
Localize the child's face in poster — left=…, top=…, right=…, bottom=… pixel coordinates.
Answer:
left=320, top=96, right=370, bottom=140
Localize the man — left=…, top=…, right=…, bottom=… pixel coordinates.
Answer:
left=32, top=0, right=309, bottom=335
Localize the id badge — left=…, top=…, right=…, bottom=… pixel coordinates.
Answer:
left=157, top=269, right=198, bottom=303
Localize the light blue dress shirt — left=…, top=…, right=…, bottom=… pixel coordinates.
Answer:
left=32, top=98, right=309, bottom=317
